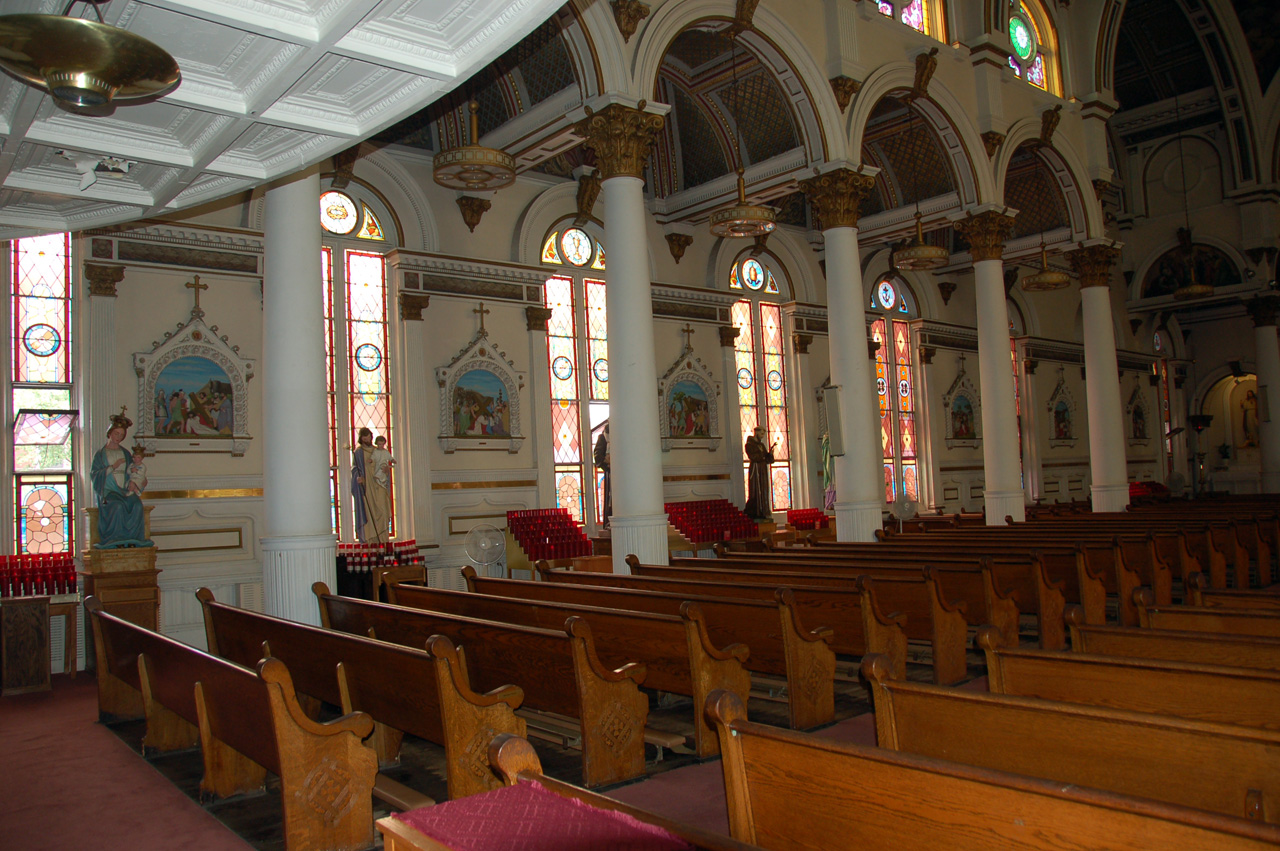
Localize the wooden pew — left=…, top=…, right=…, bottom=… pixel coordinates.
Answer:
left=1067, top=605, right=1280, bottom=670
left=1189, top=572, right=1280, bottom=610
left=1134, top=588, right=1280, bottom=638
left=977, top=626, right=1280, bottom=731
left=377, top=733, right=759, bottom=851
left=87, top=597, right=379, bottom=851
left=466, top=570, right=840, bottom=729
left=197, top=588, right=522, bottom=800
left=620, top=559, right=973, bottom=684
left=706, top=689, right=1280, bottom=851
left=389, top=576, right=750, bottom=758
left=312, top=583, right=649, bottom=788
left=862, top=653, right=1280, bottom=822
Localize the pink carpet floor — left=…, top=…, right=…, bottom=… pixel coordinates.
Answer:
left=0, top=674, right=251, bottom=851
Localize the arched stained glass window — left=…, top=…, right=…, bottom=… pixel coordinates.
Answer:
left=358, top=205, right=385, bottom=241
left=542, top=227, right=609, bottom=528
left=875, top=0, right=944, bottom=39
left=870, top=275, right=919, bottom=504
left=1007, top=0, right=1059, bottom=94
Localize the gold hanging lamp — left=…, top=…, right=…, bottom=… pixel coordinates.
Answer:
left=1173, top=264, right=1213, bottom=300
left=432, top=101, right=516, bottom=191
left=890, top=99, right=949, bottom=271
left=0, top=2, right=181, bottom=108
left=1020, top=236, right=1070, bottom=291
left=708, top=30, right=775, bottom=239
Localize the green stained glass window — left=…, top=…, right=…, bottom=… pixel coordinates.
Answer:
left=1009, top=15, right=1034, bottom=61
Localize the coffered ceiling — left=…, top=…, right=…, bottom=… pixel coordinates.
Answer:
left=0, top=0, right=564, bottom=239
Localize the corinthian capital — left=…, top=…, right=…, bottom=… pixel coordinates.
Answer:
left=797, top=168, right=877, bottom=231
left=955, top=211, right=1016, bottom=262
left=1066, top=243, right=1120, bottom=289
left=575, top=103, right=665, bottom=181
left=1247, top=295, right=1280, bottom=328
left=85, top=263, right=125, bottom=297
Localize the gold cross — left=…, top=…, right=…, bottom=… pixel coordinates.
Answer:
left=680, top=323, right=696, bottom=348
left=185, top=275, right=208, bottom=309
left=474, top=301, right=490, bottom=332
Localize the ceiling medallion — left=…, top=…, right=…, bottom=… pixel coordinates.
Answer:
left=0, top=2, right=181, bottom=108
left=1021, top=238, right=1070, bottom=291
left=710, top=170, right=776, bottom=239
left=433, top=101, right=516, bottom=192
left=891, top=211, right=948, bottom=271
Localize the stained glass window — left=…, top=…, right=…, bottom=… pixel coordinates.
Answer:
left=742, top=259, right=765, bottom=291
left=358, top=205, right=385, bottom=240
left=873, top=276, right=920, bottom=504
left=321, top=248, right=340, bottom=536
left=729, top=265, right=741, bottom=290
left=320, top=191, right=358, bottom=234
left=875, top=0, right=938, bottom=37
left=900, top=0, right=925, bottom=32
left=13, top=234, right=71, bottom=385
left=1008, top=1, right=1052, bottom=92
left=346, top=250, right=393, bottom=537
left=542, top=229, right=609, bottom=527
left=17, top=475, right=71, bottom=554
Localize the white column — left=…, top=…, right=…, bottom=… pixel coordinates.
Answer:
left=261, top=167, right=335, bottom=623
left=824, top=227, right=883, bottom=540
left=526, top=307, right=557, bottom=510
left=720, top=326, right=746, bottom=509
left=598, top=174, right=668, bottom=572
left=1248, top=297, right=1280, bottom=492
left=83, top=264, right=125, bottom=553
left=956, top=211, right=1024, bottom=524
left=392, top=291, right=435, bottom=545
left=1070, top=244, right=1129, bottom=513
left=577, top=103, right=670, bottom=572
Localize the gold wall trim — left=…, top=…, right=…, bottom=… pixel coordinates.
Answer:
left=431, top=480, right=538, bottom=490
left=143, top=488, right=263, bottom=500
left=662, top=474, right=731, bottom=482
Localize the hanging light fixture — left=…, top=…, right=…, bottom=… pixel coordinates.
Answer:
left=0, top=1, right=181, bottom=108
left=1020, top=235, right=1070, bottom=291
left=433, top=100, right=516, bottom=192
left=708, top=30, right=775, bottom=239
left=890, top=98, right=949, bottom=271
left=1170, top=93, right=1213, bottom=301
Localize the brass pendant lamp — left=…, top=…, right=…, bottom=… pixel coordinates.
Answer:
left=1170, top=93, right=1212, bottom=301
left=432, top=101, right=516, bottom=192
left=0, top=1, right=181, bottom=108
left=708, top=30, right=775, bottom=239
left=1020, top=235, right=1070, bottom=291
left=890, top=98, right=949, bottom=271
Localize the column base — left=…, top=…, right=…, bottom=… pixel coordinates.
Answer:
left=833, top=500, right=883, bottom=542
left=609, top=513, right=670, bottom=573
left=261, top=533, right=337, bottom=625
left=1090, top=482, right=1131, bottom=514
left=984, top=490, right=1026, bottom=525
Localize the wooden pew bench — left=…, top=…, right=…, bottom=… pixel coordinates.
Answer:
left=1134, top=588, right=1280, bottom=638
left=468, top=569, right=839, bottom=730
left=1067, top=604, right=1280, bottom=670
left=197, top=588, right=521, bottom=800
left=1190, top=572, right=1280, bottom=609
left=977, top=626, right=1280, bottom=731
left=706, top=689, right=1280, bottom=850
left=312, top=584, right=649, bottom=788
left=87, top=597, right=379, bottom=851
left=388, top=575, right=750, bottom=758
left=862, top=653, right=1280, bottom=822
left=378, top=733, right=758, bottom=851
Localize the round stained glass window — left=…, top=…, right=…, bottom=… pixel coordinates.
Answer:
left=877, top=377, right=888, bottom=396
left=560, top=228, right=593, bottom=266
left=899, top=379, right=910, bottom=398
left=354, top=343, right=382, bottom=371
left=1153, top=330, right=1164, bottom=353
left=737, top=368, right=754, bottom=389
left=320, top=191, right=358, bottom=234
left=741, top=259, right=765, bottom=290
left=877, top=279, right=897, bottom=310
left=23, top=323, right=60, bottom=357
left=1009, top=14, right=1035, bottom=61
left=767, top=370, right=783, bottom=391
left=592, top=358, right=609, bottom=382
left=552, top=356, right=574, bottom=380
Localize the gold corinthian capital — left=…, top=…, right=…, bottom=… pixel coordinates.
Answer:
left=797, top=168, right=877, bottom=231
left=575, top=103, right=665, bottom=181
left=1066, top=243, right=1120, bottom=289
left=954, top=211, right=1016, bottom=262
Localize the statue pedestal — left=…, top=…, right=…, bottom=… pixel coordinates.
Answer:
left=81, top=547, right=160, bottom=631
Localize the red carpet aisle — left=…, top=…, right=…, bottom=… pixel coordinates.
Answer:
left=0, top=674, right=251, bottom=851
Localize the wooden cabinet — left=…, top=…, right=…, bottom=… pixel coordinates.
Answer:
left=1, top=596, right=50, bottom=695
left=80, top=568, right=160, bottom=631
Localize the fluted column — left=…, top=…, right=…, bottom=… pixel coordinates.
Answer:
left=955, top=211, right=1024, bottom=524
left=1247, top=295, right=1280, bottom=492
left=719, top=325, right=746, bottom=508
left=577, top=103, right=668, bottom=572
left=526, top=306, right=557, bottom=510
left=261, top=167, right=335, bottom=623
left=799, top=168, right=881, bottom=541
left=394, top=291, right=435, bottom=545
left=84, top=263, right=125, bottom=551
left=1068, top=243, right=1129, bottom=513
